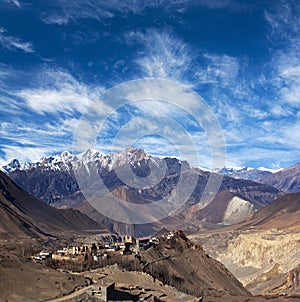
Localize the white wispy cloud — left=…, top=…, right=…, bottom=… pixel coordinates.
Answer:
left=264, top=1, right=300, bottom=110
left=195, top=0, right=253, bottom=12
left=125, top=29, right=194, bottom=82
left=269, top=104, right=292, bottom=118
left=89, top=79, right=226, bottom=169
left=0, top=94, right=26, bottom=115
left=225, top=146, right=297, bottom=170
left=281, top=119, right=300, bottom=147
left=0, top=67, right=107, bottom=163
left=264, top=1, right=300, bottom=43
left=41, top=0, right=113, bottom=25
left=11, top=0, right=21, bottom=7
left=253, top=116, right=300, bottom=154
left=196, top=54, right=240, bottom=87
left=206, top=0, right=300, bottom=169
left=0, top=28, right=34, bottom=53
left=0, top=118, right=79, bottom=140
left=275, top=55, right=300, bottom=108
left=2, top=0, right=21, bottom=8
left=17, top=69, right=104, bottom=115
left=0, top=145, right=62, bottom=166
left=40, top=0, right=160, bottom=25
left=0, top=115, right=83, bottom=165
left=40, top=0, right=246, bottom=25
left=242, top=105, right=268, bottom=120
left=99, top=115, right=213, bottom=168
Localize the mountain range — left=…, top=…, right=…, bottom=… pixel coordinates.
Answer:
left=216, top=164, right=300, bottom=193
left=214, top=167, right=274, bottom=181
left=1, top=147, right=289, bottom=236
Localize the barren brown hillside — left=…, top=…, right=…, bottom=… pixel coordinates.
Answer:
left=0, top=171, right=106, bottom=242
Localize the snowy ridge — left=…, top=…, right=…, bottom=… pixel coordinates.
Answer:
left=1, top=150, right=73, bottom=173
left=214, top=166, right=274, bottom=182
left=215, top=166, right=282, bottom=175
left=257, top=166, right=284, bottom=173
left=1, top=146, right=153, bottom=174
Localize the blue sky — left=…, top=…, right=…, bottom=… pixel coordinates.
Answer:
left=0, top=0, right=300, bottom=170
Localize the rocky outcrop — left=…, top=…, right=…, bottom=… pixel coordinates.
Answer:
left=192, top=192, right=300, bottom=296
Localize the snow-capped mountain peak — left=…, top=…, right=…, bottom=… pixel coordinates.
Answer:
left=214, top=166, right=274, bottom=181
left=75, top=148, right=104, bottom=162
left=1, top=159, right=21, bottom=173
left=111, top=146, right=150, bottom=166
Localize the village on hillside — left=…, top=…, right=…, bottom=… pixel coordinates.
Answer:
left=28, top=230, right=205, bottom=301
left=30, top=230, right=189, bottom=263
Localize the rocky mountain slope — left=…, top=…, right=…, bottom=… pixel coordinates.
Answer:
left=216, top=163, right=300, bottom=194
left=0, top=171, right=106, bottom=241
left=140, top=233, right=250, bottom=298
left=2, top=147, right=284, bottom=236
left=191, top=192, right=300, bottom=297
left=185, top=191, right=255, bottom=228
left=256, top=163, right=300, bottom=193
left=241, top=192, right=300, bottom=231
